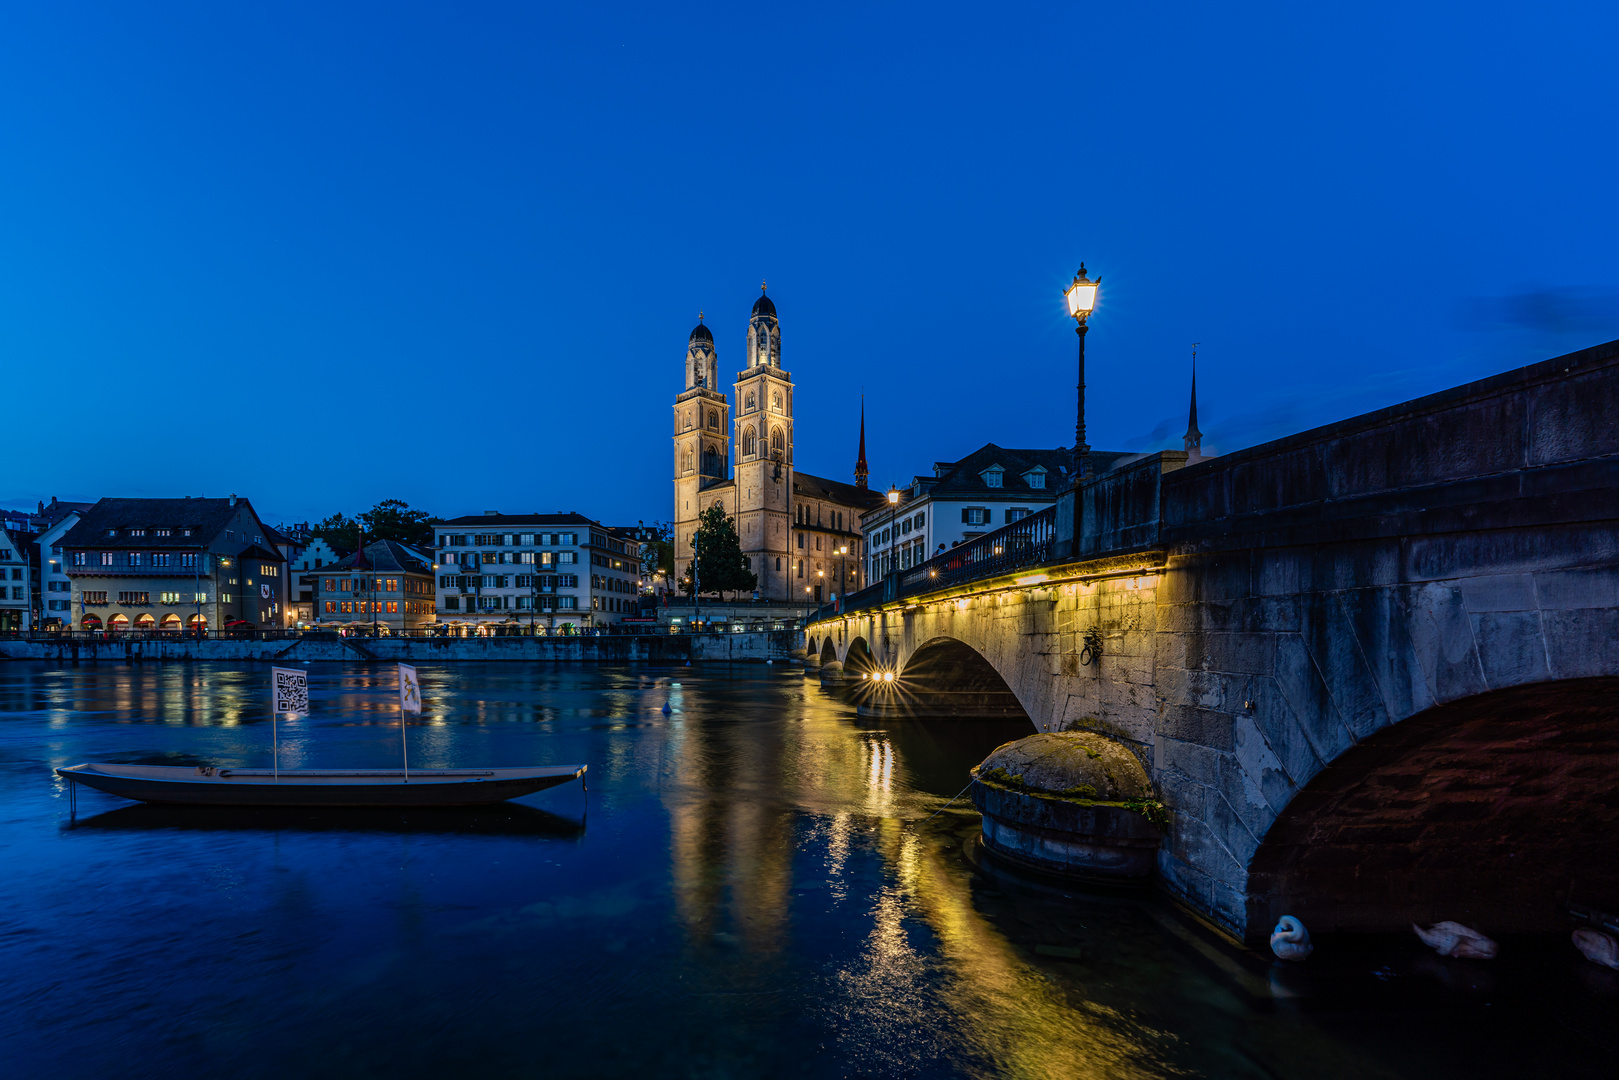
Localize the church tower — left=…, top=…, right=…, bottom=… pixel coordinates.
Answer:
left=732, top=283, right=794, bottom=600
left=672, top=315, right=732, bottom=588
left=1183, top=345, right=1203, bottom=461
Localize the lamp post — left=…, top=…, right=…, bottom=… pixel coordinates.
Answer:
left=1064, top=264, right=1099, bottom=483
left=886, top=487, right=900, bottom=591
left=837, top=544, right=848, bottom=610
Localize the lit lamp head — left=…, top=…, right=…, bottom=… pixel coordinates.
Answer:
left=1065, top=263, right=1098, bottom=324
left=886, top=488, right=900, bottom=506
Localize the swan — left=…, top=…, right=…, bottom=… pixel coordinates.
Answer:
left=1412, top=921, right=1497, bottom=959
left=1269, top=915, right=1313, bottom=961
left=1572, top=928, right=1619, bottom=970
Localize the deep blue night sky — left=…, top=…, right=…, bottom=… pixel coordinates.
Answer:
left=3, top=2, right=1616, bottom=528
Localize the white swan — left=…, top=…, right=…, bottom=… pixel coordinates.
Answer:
left=1412, top=921, right=1497, bottom=959
left=1269, top=915, right=1313, bottom=961
left=1572, top=928, right=1619, bottom=970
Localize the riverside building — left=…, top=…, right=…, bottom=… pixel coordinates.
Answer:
left=59, top=496, right=284, bottom=632
left=433, top=512, right=640, bottom=633
left=311, top=540, right=436, bottom=633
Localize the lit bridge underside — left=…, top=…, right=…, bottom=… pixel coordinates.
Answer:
left=806, top=339, right=1619, bottom=942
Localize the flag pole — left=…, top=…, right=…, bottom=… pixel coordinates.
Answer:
left=400, top=697, right=409, bottom=783
left=273, top=705, right=279, bottom=782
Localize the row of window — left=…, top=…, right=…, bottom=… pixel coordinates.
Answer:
left=322, top=601, right=430, bottom=615
left=322, top=577, right=403, bottom=593
left=438, top=573, right=583, bottom=590
left=439, top=533, right=580, bottom=548
left=796, top=506, right=853, bottom=531
left=104, top=527, right=192, bottom=538
left=442, top=595, right=581, bottom=612
left=72, top=551, right=199, bottom=568
left=78, top=591, right=209, bottom=605
left=448, top=550, right=578, bottom=567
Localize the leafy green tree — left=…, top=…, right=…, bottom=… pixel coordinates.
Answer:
left=683, top=504, right=756, bottom=600
left=360, top=499, right=434, bottom=548
left=313, top=512, right=361, bottom=552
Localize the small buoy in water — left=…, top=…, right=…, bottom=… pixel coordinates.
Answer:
left=661, top=703, right=671, bottom=715
left=1573, top=928, right=1619, bottom=969
left=1412, top=921, right=1497, bottom=959
left=1269, top=915, right=1313, bottom=961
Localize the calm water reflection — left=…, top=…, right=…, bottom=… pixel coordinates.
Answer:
left=0, top=662, right=1612, bottom=1079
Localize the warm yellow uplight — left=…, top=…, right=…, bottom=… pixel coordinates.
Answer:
left=1065, top=264, right=1098, bottom=319
left=881, top=671, right=895, bottom=683
left=1014, top=573, right=1050, bottom=586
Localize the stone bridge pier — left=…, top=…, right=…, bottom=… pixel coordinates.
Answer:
left=808, top=340, right=1619, bottom=942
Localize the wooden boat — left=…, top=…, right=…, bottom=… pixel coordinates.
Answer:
left=56, top=762, right=586, bottom=808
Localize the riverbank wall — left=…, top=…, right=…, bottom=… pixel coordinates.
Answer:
left=0, top=630, right=803, bottom=665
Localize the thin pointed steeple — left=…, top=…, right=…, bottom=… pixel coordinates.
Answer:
left=854, top=394, right=869, bottom=489
left=1183, top=344, right=1203, bottom=456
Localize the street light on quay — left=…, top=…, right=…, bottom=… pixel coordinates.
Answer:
left=886, top=487, right=901, bottom=588
left=1065, top=263, right=1099, bottom=483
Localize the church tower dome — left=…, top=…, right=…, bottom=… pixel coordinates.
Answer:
left=747, top=282, right=781, bottom=368
left=685, top=313, right=718, bottom=389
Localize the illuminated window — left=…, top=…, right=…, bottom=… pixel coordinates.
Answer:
left=325, top=601, right=336, bottom=613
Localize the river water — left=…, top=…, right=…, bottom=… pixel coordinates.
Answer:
left=0, top=661, right=1613, bottom=1079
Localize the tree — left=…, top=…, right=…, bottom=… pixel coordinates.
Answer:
left=360, top=499, right=434, bottom=548
left=683, top=504, right=756, bottom=601
left=641, top=520, right=675, bottom=581
left=313, top=513, right=361, bottom=553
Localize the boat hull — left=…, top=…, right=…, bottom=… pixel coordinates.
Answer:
left=56, top=763, right=586, bottom=808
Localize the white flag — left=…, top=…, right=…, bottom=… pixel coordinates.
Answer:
left=272, top=666, right=308, bottom=715
left=398, top=663, right=422, bottom=714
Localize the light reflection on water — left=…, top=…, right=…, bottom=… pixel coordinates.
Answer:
left=0, top=662, right=1613, bottom=1080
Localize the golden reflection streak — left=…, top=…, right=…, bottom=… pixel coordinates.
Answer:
left=870, top=817, right=1176, bottom=1080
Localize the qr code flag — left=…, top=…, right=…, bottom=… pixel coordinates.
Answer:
left=272, top=666, right=309, bottom=715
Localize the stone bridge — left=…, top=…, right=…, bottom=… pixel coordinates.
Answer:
left=807, top=339, right=1619, bottom=943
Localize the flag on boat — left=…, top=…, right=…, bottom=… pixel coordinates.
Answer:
left=398, top=663, right=422, bottom=714
left=272, top=666, right=309, bottom=714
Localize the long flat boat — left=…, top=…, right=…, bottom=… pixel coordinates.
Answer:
left=56, top=762, right=587, bottom=808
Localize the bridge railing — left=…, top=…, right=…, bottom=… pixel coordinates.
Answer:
left=810, top=504, right=1058, bottom=622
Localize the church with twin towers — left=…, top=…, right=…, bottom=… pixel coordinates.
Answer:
left=673, top=285, right=885, bottom=603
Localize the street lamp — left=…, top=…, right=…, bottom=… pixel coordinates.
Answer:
left=886, top=487, right=900, bottom=589
left=1065, top=263, right=1099, bottom=483
left=837, top=544, right=848, bottom=609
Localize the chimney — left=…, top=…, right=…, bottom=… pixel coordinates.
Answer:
left=230, top=493, right=238, bottom=507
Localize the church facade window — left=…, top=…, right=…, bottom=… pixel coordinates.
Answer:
left=771, top=427, right=784, bottom=454
left=772, top=392, right=781, bottom=412
left=742, top=428, right=756, bottom=457
left=745, top=392, right=755, bottom=410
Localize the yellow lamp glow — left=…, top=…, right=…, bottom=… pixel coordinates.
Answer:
left=1065, top=263, right=1098, bottom=320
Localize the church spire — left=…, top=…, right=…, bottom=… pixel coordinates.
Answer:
left=854, top=394, right=869, bottom=489
left=1183, top=344, right=1203, bottom=456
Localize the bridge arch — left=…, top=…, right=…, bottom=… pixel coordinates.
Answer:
left=1245, top=676, right=1619, bottom=939
left=885, top=636, right=1033, bottom=723
left=819, top=637, right=838, bottom=666
left=843, top=636, right=876, bottom=678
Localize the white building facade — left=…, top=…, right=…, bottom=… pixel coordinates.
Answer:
left=433, top=512, right=640, bottom=633
left=862, top=444, right=1136, bottom=583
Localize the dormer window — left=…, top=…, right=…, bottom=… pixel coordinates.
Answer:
left=1024, top=466, right=1048, bottom=490
left=130, top=529, right=146, bottom=537
left=106, top=528, right=118, bottom=537
left=981, top=465, right=1005, bottom=489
